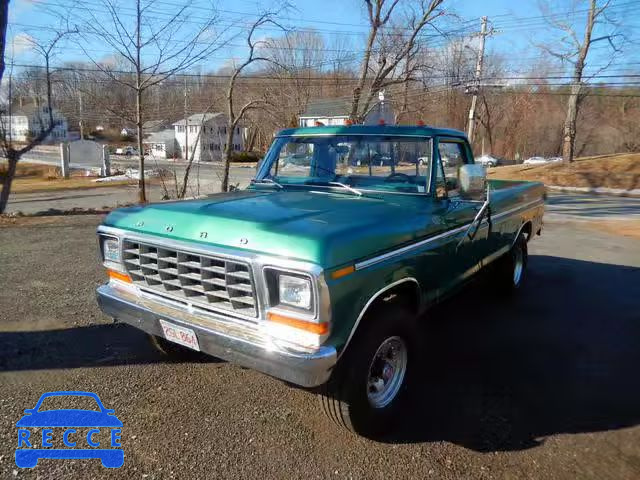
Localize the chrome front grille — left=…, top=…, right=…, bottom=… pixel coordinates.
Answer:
left=122, top=240, right=258, bottom=318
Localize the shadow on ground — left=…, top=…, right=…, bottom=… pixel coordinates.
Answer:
left=0, top=322, right=218, bottom=372
left=383, top=254, right=640, bottom=451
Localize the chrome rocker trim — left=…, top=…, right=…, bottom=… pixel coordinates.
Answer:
left=97, top=283, right=336, bottom=388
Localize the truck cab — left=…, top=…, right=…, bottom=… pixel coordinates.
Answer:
left=97, top=125, right=544, bottom=436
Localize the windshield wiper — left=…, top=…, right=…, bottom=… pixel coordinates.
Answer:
left=328, top=181, right=363, bottom=196
left=252, top=178, right=283, bottom=189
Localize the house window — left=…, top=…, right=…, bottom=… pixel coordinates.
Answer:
left=236, top=127, right=240, bottom=134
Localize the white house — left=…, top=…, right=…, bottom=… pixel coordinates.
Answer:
left=173, top=113, right=244, bottom=162
left=143, top=129, right=177, bottom=159
left=0, top=105, right=68, bottom=142
left=298, top=92, right=395, bottom=127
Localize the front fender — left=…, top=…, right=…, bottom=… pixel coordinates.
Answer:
left=324, top=259, right=421, bottom=355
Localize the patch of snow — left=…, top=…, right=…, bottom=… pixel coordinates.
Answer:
left=93, top=168, right=160, bottom=182
left=547, top=185, right=640, bottom=197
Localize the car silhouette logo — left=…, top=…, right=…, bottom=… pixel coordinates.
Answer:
left=15, top=391, right=123, bottom=468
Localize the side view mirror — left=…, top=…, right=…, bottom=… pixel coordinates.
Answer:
left=458, top=164, right=487, bottom=201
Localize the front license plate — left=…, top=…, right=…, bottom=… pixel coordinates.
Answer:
left=159, top=320, right=200, bottom=351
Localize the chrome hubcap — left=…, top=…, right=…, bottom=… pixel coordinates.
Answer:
left=367, top=336, right=408, bottom=408
left=513, top=247, right=524, bottom=285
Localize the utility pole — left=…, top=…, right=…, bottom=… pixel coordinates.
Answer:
left=184, top=76, right=189, bottom=161
left=466, top=16, right=488, bottom=143
left=79, top=91, right=84, bottom=140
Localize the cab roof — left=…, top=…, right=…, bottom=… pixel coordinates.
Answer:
left=276, top=125, right=467, bottom=139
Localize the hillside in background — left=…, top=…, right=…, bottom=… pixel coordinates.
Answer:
left=489, top=154, right=640, bottom=190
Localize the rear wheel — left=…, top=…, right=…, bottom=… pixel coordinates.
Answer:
left=319, top=304, right=419, bottom=436
left=495, top=231, right=528, bottom=292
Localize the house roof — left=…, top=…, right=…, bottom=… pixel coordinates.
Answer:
left=142, top=129, right=175, bottom=144
left=300, top=98, right=351, bottom=118
left=173, top=113, right=224, bottom=126
left=4, top=104, right=55, bottom=116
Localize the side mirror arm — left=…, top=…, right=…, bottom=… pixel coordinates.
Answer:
left=456, top=184, right=492, bottom=250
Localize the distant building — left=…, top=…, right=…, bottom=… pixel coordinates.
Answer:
left=143, top=129, right=178, bottom=159
left=143, top=119, right=170, bottom=136
left=0, top=105, right=68, bottom=142
left=173, top=113, right=244, bottom=162
left=298, top=92, right=395, bottom=127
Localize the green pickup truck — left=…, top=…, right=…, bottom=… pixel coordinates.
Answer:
left=97, top=125, right=544, bottom=435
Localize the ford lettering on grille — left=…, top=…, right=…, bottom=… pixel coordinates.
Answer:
left=122, top=240, right=257, bottom=318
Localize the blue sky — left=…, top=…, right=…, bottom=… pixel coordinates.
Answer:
left=6, top=0, right=639, bottom=79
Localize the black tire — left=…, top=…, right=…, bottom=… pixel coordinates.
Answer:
left=148, top=334, right=206, bottom=361
left=495, top=231, right=528, bottom=293
left=319, top=303, right=419, bottom=436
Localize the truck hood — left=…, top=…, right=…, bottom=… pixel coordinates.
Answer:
left=103, top=189, right=433, bottom=268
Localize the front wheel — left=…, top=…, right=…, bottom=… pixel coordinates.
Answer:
left=148, top=334, right=205, bottom=361
left=319, top=304, right=419, bottom=436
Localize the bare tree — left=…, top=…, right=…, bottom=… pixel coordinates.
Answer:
left=538, top=0, right=620, bottom=162
left=0, top=23, right=75, bottom=214
left=73, top=0, right=225, bottom=202
left=349, top=0, right=445, bottom=122
left=220, top=12, right=287, bottom=192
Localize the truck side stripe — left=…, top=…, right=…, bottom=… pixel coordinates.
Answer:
left=354, top=199, right=543, bottom=271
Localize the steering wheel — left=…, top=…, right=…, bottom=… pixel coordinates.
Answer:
left=384, top=172, right=412, bottom=183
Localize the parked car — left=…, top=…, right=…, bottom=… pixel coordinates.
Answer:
left=523, top=156, right=548, bottom=165
left=115, top=146, right=137, bottom=156
left=96, top=125, right=545, bottom=437
left=547, top=156, right=563, bottom=163
left=476, top=154, right=500, bottom=167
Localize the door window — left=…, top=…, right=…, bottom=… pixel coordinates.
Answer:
left=435, top=141, right=468, bottom=199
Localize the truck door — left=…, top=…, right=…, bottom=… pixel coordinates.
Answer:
left=431, top=138, right=489, bottom=289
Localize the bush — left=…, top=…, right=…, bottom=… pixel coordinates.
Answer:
left=230, top=151, right=263, bottom=163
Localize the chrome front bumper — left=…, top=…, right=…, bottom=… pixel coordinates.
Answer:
left=96, top=284, right=336, bottom=387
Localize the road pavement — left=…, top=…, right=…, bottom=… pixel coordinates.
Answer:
left=1, top=213, right=639, bottom=478
left=545, top=192, right=640, bottom=221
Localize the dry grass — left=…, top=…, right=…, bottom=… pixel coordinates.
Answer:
left=582, top=219, right=640, bottom=240
left=488, top=153, right=640, bottom=190
left=0, top=161, right=135, bottom=193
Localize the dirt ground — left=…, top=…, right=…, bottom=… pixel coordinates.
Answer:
left=1, top=214, right=640, bottom=479
left=489, top=153, right=640, bottom=190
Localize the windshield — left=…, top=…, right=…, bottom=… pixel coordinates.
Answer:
left=256, top=135, right=432, bottom=194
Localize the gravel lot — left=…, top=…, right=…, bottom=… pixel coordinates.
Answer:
left=1, top=215, right=639, bottom=479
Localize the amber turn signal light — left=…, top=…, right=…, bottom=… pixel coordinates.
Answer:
left=108, top=269, right=132, bottom=284
left=331, top=265, right=355, bottom=279
left=267, top=312, right=329, bottom=335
